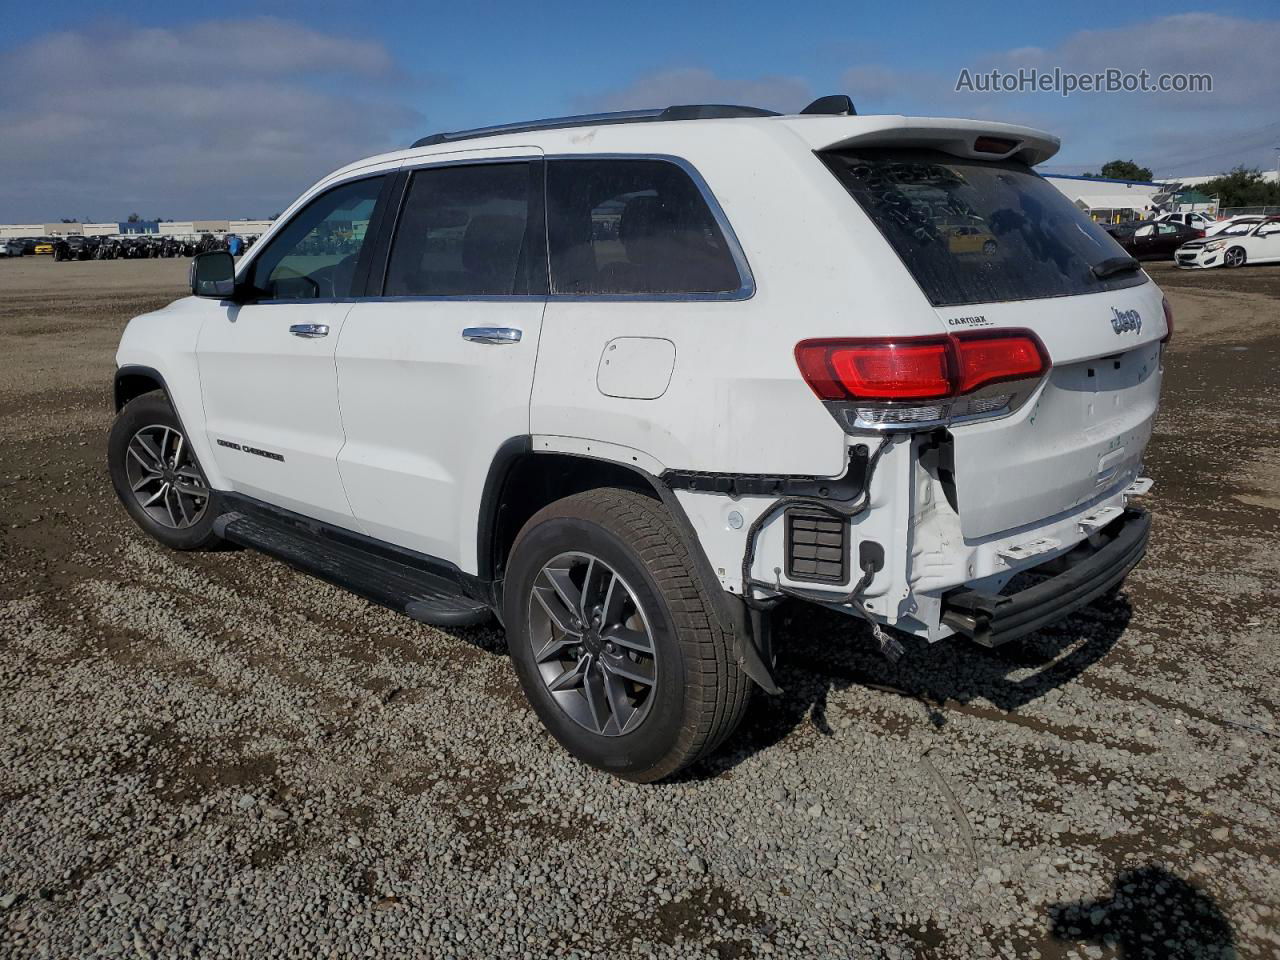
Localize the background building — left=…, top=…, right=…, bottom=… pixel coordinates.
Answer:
left=1043, top=174, right=1162, bottom=223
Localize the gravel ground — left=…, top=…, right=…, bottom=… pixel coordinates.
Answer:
left=1, top=257, right=1277, bottom=959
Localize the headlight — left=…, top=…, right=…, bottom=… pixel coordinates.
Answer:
left=1204, top=239, right=1226, bottom=251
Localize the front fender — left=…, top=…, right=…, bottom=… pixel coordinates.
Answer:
left=115, top=298, right=227, bottom=490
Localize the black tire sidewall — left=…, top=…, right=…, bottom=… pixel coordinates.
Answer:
left=108, top=393, right=221, bottom=550
left=504, top=514, right=690, bottom=780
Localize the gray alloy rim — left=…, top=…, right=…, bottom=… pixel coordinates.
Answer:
left=124, top=424, right=209, bottom=529
left=527, top=551, right=658, bottom=737
left=1226, top=247, right=1245, bottom=267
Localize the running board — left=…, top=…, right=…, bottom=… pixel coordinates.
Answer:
left=213, top=508, right=492, bottom=627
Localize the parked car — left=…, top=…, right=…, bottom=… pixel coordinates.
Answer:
left=1156, top=212, right=1215, bottom=230
left=0, top=239, right=25, bottom=257
left=33, top=239, right=56, bottom=255
left=1202, top=214, right=1267, bottom=238
left=106, top=100, right=1166, bottom=781
left=1113, top=220, right=1203, bottom=260
left=941, top=221, right=999, bottom=255
left=1176, top=215, right=1280, bottom=268
left=54, top=236, right=100, bottom=261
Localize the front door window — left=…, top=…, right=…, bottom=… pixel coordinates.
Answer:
left=248, top=176, right=385, bottom=300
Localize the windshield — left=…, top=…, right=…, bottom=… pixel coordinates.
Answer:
left=821, top=148, right=1147, bottom=307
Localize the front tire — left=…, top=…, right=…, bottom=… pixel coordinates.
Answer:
left=108, top=392, right=221, bottom=550
left=504, top=489, right=750, bottom=782
left=1224, top=246, right=1247, bottom=268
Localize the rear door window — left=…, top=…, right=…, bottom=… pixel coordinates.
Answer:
left=821, top=149, right=1147, bottom=306
left=546, top=158, right=743, bottom=296
left=383, top=162, right=541, bottom=297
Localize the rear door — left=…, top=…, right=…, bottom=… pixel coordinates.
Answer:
left=196, top=174, right=390, bottom=528
left=335, top=151, right=546, bottom=571
left=822, top=148, right=1168, bottom=540
left=1246, top=220, right=1280, bottom=262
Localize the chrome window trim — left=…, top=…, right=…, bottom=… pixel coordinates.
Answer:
left=241, top=152, right=756, bottom=305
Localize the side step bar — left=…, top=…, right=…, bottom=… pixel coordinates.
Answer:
left=941, top=507, right=1150, bottom=648
left=213, top=504, right=492, bottom=628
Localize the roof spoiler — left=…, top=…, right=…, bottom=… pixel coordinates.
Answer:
left=789, top=116, right=1061, bottom=166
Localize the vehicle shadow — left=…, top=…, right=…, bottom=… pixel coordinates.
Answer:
left=683, top=591, right=1132, bottom=780
left=1047, top=864, right=1235, bottom=959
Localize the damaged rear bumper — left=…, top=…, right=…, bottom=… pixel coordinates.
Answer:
left=940, top=507, right=1151, bottom=647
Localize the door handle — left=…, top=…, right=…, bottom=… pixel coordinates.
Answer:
left=289, top=323, right=329, bottom=338
left=462, top=327, right=522, bottom=345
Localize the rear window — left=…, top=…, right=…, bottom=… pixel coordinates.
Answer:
left=384, top=162, right=537, bottom=297
left=821, top=149, right=1147, bottom=307
left=546, top=158, right=743, bottom=296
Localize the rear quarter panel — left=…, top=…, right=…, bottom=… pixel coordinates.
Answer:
left=529, top=123, right=951, bottom=477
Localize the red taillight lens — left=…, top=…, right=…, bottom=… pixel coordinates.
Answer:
left=795, top=331, right=1047, bottom=403
left=952, top=333, right=1046, bottom=393
left=1161, top=296, right=1174, bottom=343
left=819, top=341, right=952, bottom=400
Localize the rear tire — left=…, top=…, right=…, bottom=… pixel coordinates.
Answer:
left=504, top=488, right=750, bottom=782
left=108, top=392, right=221, bottom=551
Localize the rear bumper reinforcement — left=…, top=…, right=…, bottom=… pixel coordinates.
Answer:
left=941, top=507, right=1151, bottom=648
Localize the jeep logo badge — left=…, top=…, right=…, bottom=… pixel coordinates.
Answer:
left=1111, top=307, right=1142, bottom=335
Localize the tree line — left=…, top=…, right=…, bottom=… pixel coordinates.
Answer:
left=1079, top=159, right=1280, bottom=208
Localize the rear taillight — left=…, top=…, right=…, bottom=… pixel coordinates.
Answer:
left=795, top=330, right=1049, bottom=431
left=796, top=340, right=951, bottom=401
left=1161, top=296, right=1174, bottom=344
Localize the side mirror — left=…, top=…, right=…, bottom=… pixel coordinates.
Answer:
left=190, top=251, right=236, bottom=298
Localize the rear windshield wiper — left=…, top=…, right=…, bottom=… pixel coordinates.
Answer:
left=1092, top=256, right=1141, bottom=280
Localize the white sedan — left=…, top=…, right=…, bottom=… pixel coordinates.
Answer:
left=1175, top=216, right=1280, bottom=268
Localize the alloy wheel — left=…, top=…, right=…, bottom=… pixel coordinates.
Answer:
left=124, top=424, right=209, bottom=529
left=527, top=552, right=658, bottom=737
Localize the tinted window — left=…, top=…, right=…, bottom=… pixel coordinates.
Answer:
left=249, top=176, right=384, bottom=299
left=384, top=163, right=537, bottom=297
left=547, top=159, right=742, bottom=295
left=822, top=149, right=1147, bottom=307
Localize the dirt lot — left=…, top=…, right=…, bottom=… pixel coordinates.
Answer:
left=1, top=256, right=1277, bottom=959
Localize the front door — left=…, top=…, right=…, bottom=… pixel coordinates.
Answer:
left=196, top=174, right=389, bottom=528
left=336, top=154, right=546, bottom=571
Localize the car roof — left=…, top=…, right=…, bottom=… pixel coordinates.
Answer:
left=315, top=109, right=1061, bottom=189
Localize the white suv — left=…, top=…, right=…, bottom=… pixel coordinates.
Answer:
left=108, top=99, right=1168, bottom=781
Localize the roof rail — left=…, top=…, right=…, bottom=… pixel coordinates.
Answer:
left=411, top=104, right=781, bottom=148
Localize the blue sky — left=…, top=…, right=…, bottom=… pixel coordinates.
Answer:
left=2, top=1, right=1278, bottom=220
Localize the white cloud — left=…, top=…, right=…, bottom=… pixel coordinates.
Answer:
left=838, top=14, right=1280, bottom=176
left=0, top=18, right=421, bottom=221
left=577, top=67, right=813, bottom=114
